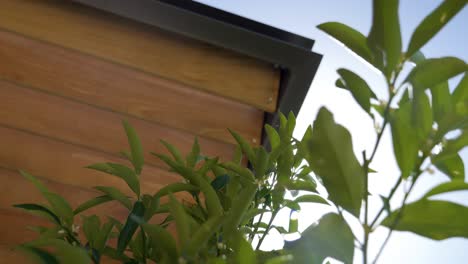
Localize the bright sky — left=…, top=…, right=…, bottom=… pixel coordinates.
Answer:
left=195, top=1, right=468, bottom=263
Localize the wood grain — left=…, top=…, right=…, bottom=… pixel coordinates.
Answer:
left=0, top=126, right=180, bottom=195
left=0, top=29, right=264, bottom=145
left=0, top=79, right=235, bottom=169
left=0, top=0, right=280, bottom=112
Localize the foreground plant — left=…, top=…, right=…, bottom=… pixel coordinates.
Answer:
left=15, top=115, right=324, bottom=263
left=14, top=0, right=468, bottom=263
left=314, top=0, right=468, bottom=263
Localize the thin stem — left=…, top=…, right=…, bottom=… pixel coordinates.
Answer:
left=362, top=151, right=370, bottom=264
left=256, top=210, right=279, bottom=250
left=249, top=204, right=267, bottom=242
left=372, top=178, right=418, bottom=264
left=369, top=176, right=403, bottom=229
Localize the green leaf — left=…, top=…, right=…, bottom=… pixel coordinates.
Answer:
left=160, top=140, right=184, bottom=165
left=233, top=144, right=243, bottom=165
left=232, top=233, right=256, bottom=264
left=254, top=147, right=269, bottom=178
left=336, top=68, right=376, bottom=113
left=153, top=183, right=199, bottom=198
left=409, top=50, right=426, bottom=65
left=20, top=170, right=49, bottom=193
left=391, top=101, right=419, bottom=178
left=211, top=174, right=230, bottom=191
left=278, top=112, right=290, bottom=140
left=119, top=150, right=133, bottom=162
left=412, top=91, right=433, bottom=142
left=186, top=215, right=224, bottom=257
left=82, top=215, right=101, bottom=248
left=25, top=239, right=92, bottom=264
left=186, top=138, right=201, bottom=168
left=317, top=22, right=373, bottom=64
left=406, top=0, right=467, bottom=58
left=286, top=213, right=354, bottom=263
left=367, top=0, right=402, bottom=77
left=223, top=183, right=257, bottom=241
left=380, top=195, right=391, bottom=214
left=277, top=144, right=294, bottom=184
left=405, top=57, right=467, bottom=91
left=13, top=204, right=60, bottom=224
left=284, top=200, right=301, bottom=211
left=284, top=180, right=317, bottom=193
left=382, top=199, right=468, bottom=240
left=220, top=162, right=255, bottom=183
left=198, top=157, right=219, bottom=178
left=433, top=153, right=465, bottom=180
left=423, top=181, right=468, bottom=198
left=129, top=229, right=145, bottom=261
left=294, top=194, right=329, bottom=205
left=142, top=194, right=160, bottom=221
left=102, top=246, right=131, bottom=262
left=73, top=195, right=113, bottom=215
left=241, top=208, right=269, bottom=224
left=287, top=112, right=296, bottom=138
left=303, top=107, right=365, bottom=216
left=453, top=74, right=468, bottom=110
left=446, top=131, right=468, bottom=155
left=195, top=174, right=224, bottom=217
left=19, top=245, right=60, bottom=264
left=430, top=82, right=452, bottom=123
left=265, top=124, right=280, bottom=150
left=229, top=129, right=256, bottom=166
left=122, top=120, right=144, bottom=175
left=169, top=194, right=190, bottom=249
left=87, top=163, right=140, bottom=197
left=42, top=192, right=73, bottom=225
left=143, top=223, right=179, bottom=260
left=94, top=186, right=132, bottom=210
left=118, top=201, right=145, bottom=253
left=95, top=220, right=115, bottom=251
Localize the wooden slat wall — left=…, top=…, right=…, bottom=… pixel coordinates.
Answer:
left=0, top=30, right=263, bottom=145
left=0, top=0, right=280, bottom=112
left=0, top=79, right=235, bottom=168
left=0, top=0, right=279, bottom=259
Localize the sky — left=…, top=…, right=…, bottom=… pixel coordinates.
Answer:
left=194, top=1, right=468, bottom=263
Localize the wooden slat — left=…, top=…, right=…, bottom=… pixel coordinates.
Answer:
left=0, top=79, right=235, bottom=169
left=0, top=126, right=179, bottom=195
left=0, top=29, right=263, bottom=145
left=0, top=0, right=280, bottom=112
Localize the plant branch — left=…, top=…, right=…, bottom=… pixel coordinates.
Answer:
left=256, top=210, right=279, bottom=250
left=369, top=176, right=403, bottom=229
left=249, top=204, right=267, bottom=242
left=362, top=151, right=370, bottom=264
left=372, top=176, right=418, bottom=264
